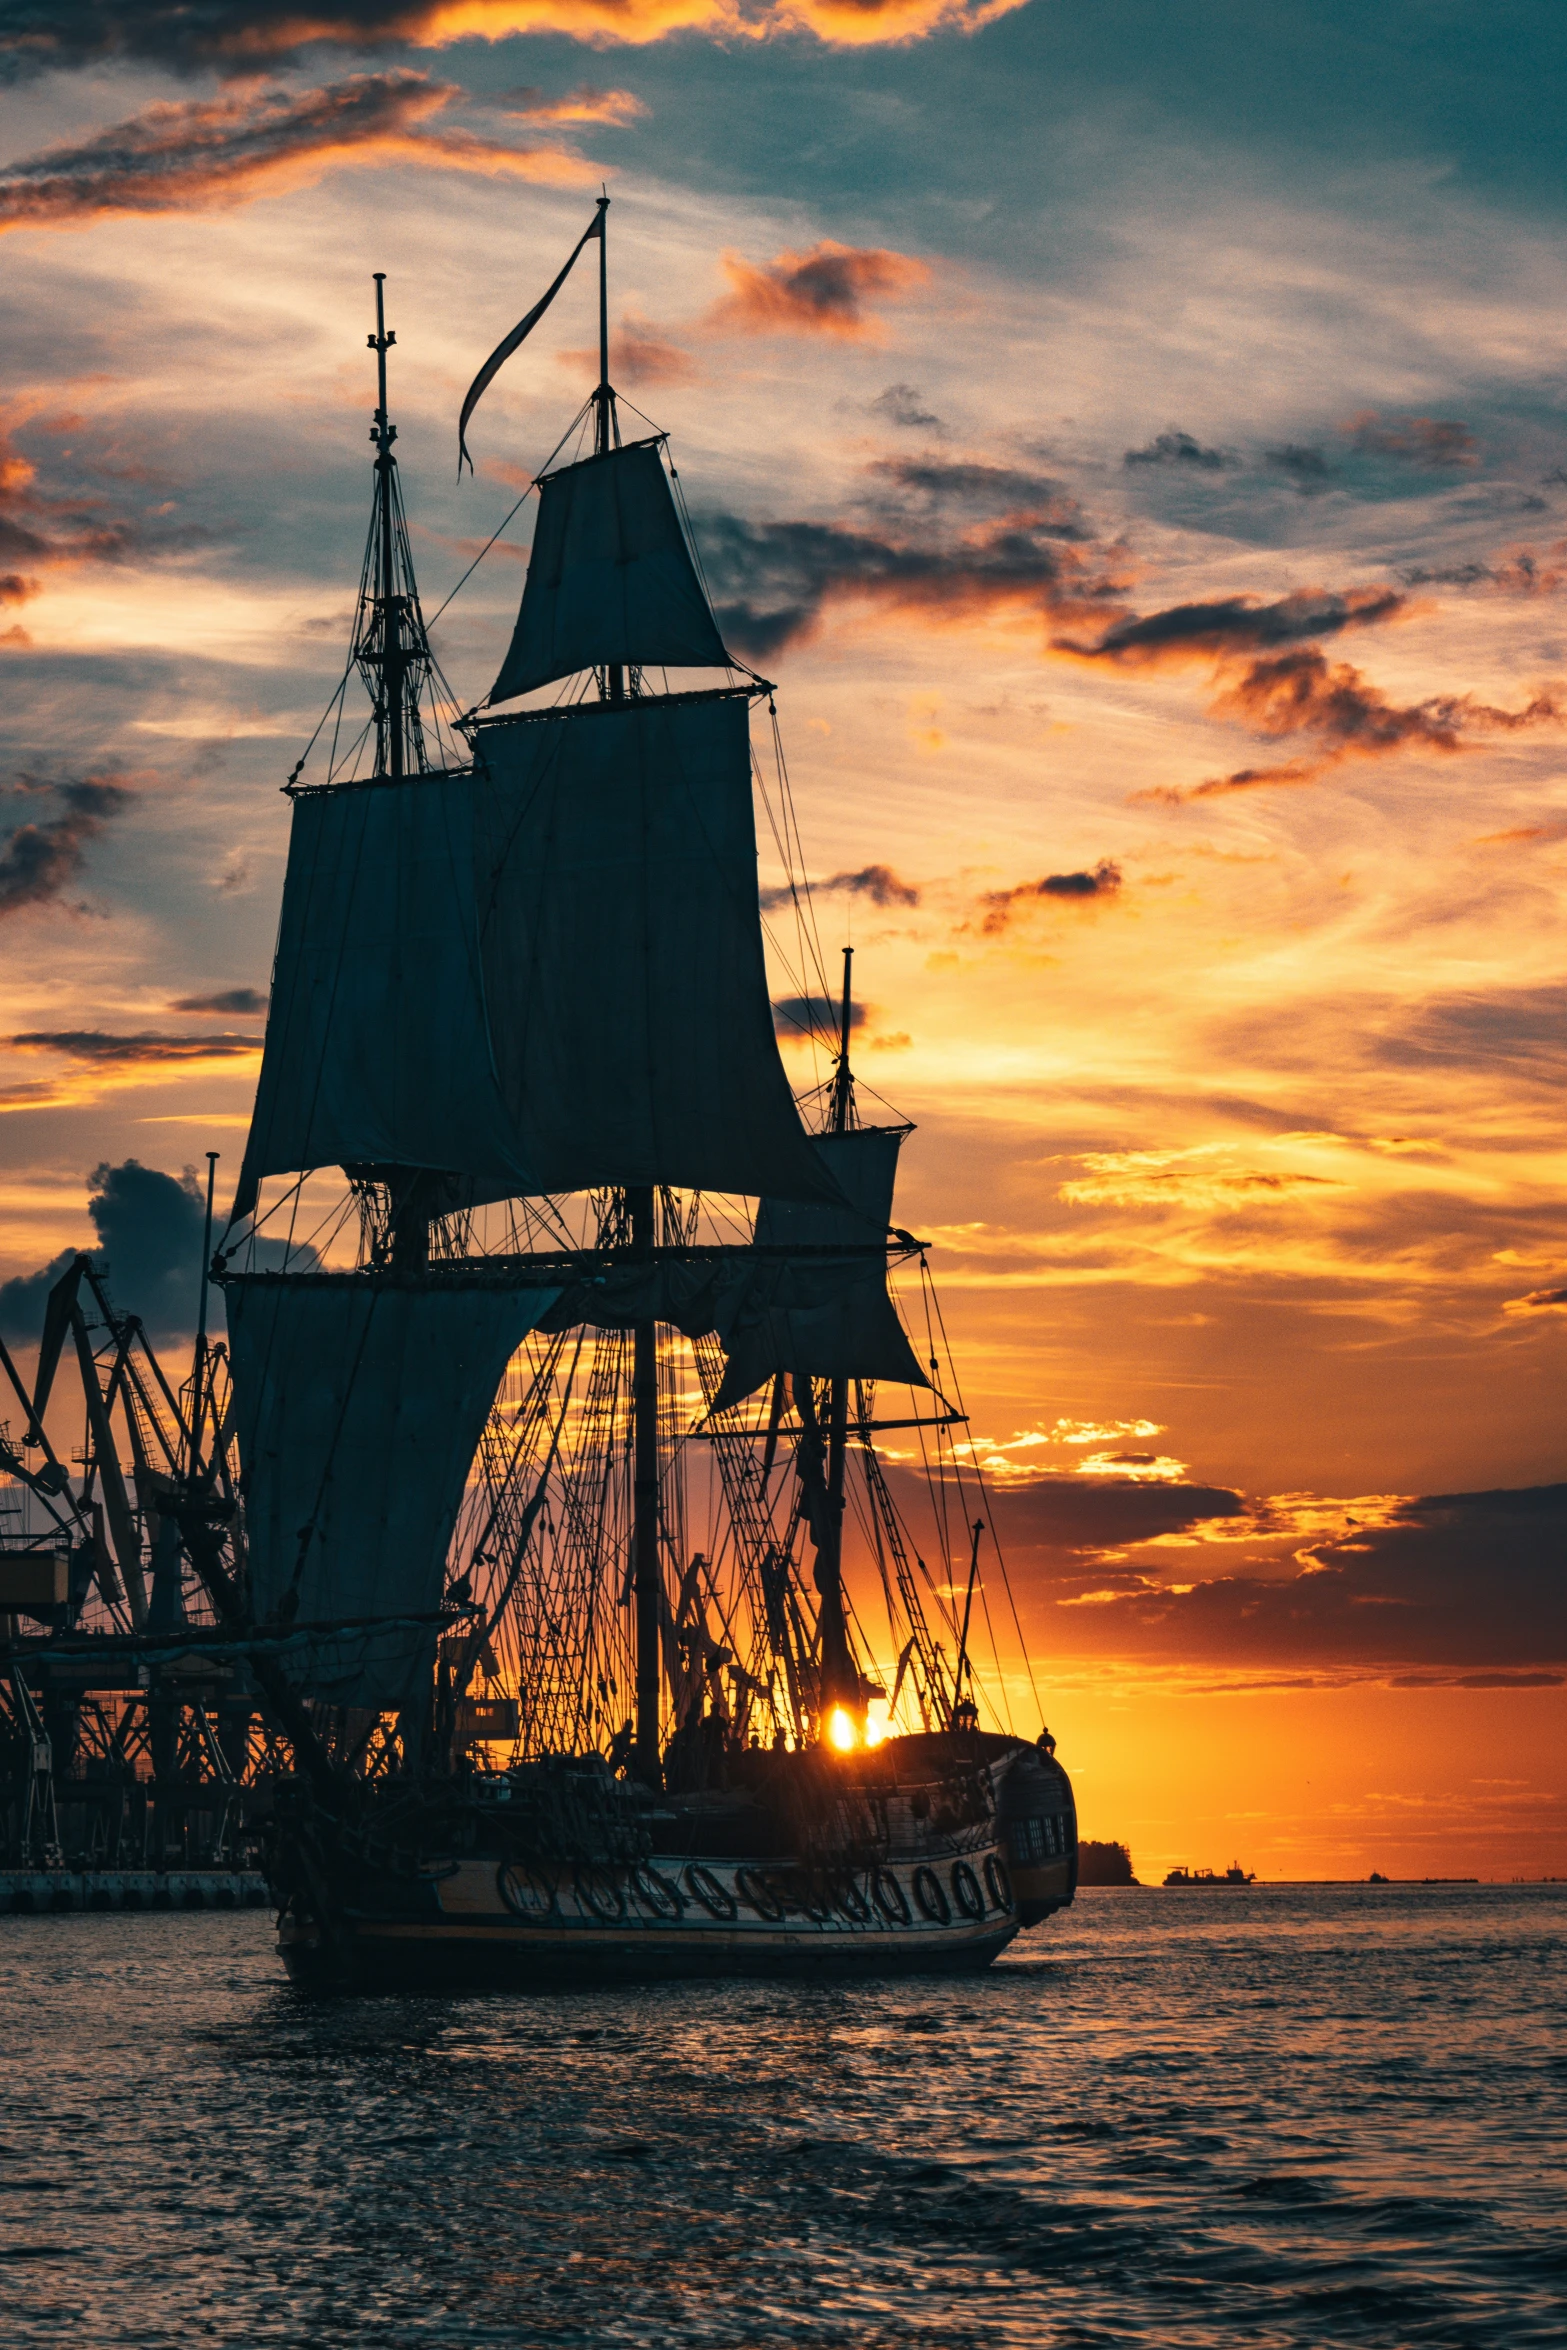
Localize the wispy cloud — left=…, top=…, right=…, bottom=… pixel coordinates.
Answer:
left=1345, top=411, right=1478, bottom=468
left=561, top=307, right=698, bottom=386
left=1400, top=541, right=1567, bottom=595
left=0, top=409, right=197, bottom=605
left=706, top=241, right=929, bottom=340
left=169, top=986, right=265, bottom=1015
left=869, top=457, right=1089, bottom=531
left=0, top=72, right=594, bottom=239
left=1058, top=1144, right=1342, bottom=1211
left=9, top=1030, right=262, bottom=1064
left=488, top=83, right=649, bottom=126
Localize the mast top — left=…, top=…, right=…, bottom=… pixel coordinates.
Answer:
left=368, top=271, right=397, bottom=459
left=351, top=270, right=442, bottom=785
left=593, top=192, right=616, bottom=460
left=830, top=945, right=856, bottom=1135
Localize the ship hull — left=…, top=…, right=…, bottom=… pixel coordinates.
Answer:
left=275, top=1842, right=1069, bottom=1994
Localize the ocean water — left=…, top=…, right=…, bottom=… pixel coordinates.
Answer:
left=1, top=1885, right=1562, bottom=2348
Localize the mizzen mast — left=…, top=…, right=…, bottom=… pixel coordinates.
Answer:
left=813, top=947, right=859, bottom=1718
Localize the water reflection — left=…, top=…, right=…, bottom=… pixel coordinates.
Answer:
left=2, top=1886, right=1563, bottom=2345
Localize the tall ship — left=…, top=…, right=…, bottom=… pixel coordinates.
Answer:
left=1, top=208, right=1076, bottom=1986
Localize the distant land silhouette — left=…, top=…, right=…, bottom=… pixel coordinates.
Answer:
left=1077, top=1839, right=1137, bottom=1885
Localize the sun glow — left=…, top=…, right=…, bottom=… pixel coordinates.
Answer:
left=827, top=1706, right=858, bottom=1752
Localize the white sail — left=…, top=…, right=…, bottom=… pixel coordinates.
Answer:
left=227, top=1276, right=559, bottom=1707
left=712, top=1128, right=929, bottom=1407
left=233, top=772, right=533, bottom=1223
left=490, top=440, right=731, bottom=704
left=475, top=694, right=843, bottom=1205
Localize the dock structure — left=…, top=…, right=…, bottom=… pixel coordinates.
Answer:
left=2, top=1250, right=299, bottom=1885
left=1, top=1868, right=268, bottom=1913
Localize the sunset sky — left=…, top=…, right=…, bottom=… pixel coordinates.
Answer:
left=0, top=0, right=1562, bottom=1881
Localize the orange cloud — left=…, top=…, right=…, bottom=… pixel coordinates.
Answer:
left=560, top=308, right=700, bottom=386
left=0, top=0, right=1031, bottom=73
left=493, top=84, right=649, bottom=123
left=0, top=73, right=593, bottom=239
left=707, top=241, right=930, bottom=340
left=1130, top=651, right=1563, bottom=803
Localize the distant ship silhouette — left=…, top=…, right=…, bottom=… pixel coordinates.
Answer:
left=1163, top=1862, right=1256, bottom=1887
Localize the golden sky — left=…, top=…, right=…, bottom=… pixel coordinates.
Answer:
left=0, top=0, right=1562, bottom=1880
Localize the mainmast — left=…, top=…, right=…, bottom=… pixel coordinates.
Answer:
left=584, top=202, right=658, bottom=1777
left=810, top=948, right=860, bottom=1719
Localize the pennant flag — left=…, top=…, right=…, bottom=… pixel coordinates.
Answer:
left=458, top=200, right=606, bottom=475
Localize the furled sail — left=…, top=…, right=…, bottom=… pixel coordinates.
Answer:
left=490, top=440, right=731, bottom=704
left=226, top=1275, right=559, bottom=1708
left=533, top=1247, right=890, bottom=1343
left=233, top=772, right=535, bottom=1224
left=474, top=694, right=842, bottom=1205
left=712, top=1127, right=929, bottom=1408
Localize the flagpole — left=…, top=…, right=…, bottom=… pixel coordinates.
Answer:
left=595, top=194, right=611, bottom=457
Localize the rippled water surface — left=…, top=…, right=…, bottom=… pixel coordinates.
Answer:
left=2, top=1886, right=1563, bottom=2346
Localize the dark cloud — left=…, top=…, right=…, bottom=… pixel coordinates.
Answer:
left=1346, top=411, right=1478, bottom=468
left=871, top=383, right=942, bottom=432
left=1140, top=655, right=1563, bottom=802
left=0, top=2, right=443, bottom=78
left=0, top=407, right=205, bottom=583
left=1124, top=429, right=1234, bottom=472
left=1506, top=1286, right=1567, bottom=1314
left=1027, top=1486, right=1567, bottom=1670
left=708, top=241, right=928, bottom=339
left=1064, top=586, right=1406, bottom=665
left=1215, top=650, right=1560, bottom=755
left=966, top=1476, right=1246, bottom=1554
left=760, top=863, right=919, bottom=913
left=0, top=775, right=132, bottom=916
left=699, top=510, right=1124, bottom=661
left=1139, top=759, right=1319, bottom=804
left=1264, top=444, right=1335, bottom=493
left=0, top=70, right=569, bottom=233
left=170, top=986, right=266, bottom=1015
left=0, top=1159, right=312, bottom=1344
left=773, top=993, right=866, bottom=1040
left=1369, top=983, right=1567, bottom=1081
left=868, top=458, right=1089, bottom=534
left=9, top=1029, right=262, bottom=1062
left=979, top=860, right=1122, bottom=933
left=1399, top=543, right=1567, bottom=596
